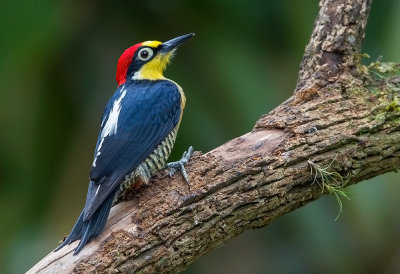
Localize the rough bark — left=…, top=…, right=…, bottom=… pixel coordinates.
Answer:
left=29, top=0, right=400, bottom=273
left=296, top=0, right=372, bottom=91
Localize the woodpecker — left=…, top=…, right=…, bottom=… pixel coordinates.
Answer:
left=55, top=33, right=194, bottom=255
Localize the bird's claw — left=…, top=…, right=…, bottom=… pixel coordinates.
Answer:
left=166, top=146, right=193, bottom=185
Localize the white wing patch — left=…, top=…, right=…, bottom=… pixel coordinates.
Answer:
left=92, top=87, right=127, bottom=167
left=95, top=184, right=101, bottom=196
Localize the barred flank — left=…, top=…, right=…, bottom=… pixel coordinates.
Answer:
left=114, top=128, right=178, bottom=201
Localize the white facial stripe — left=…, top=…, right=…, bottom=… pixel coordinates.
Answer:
left=92, top=86, right=127, bottom=167
left=132, top=71, right=141, bottom=80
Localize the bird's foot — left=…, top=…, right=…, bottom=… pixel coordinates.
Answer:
left=166, top=146, right=194, bottom=185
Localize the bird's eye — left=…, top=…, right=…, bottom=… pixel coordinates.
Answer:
left=138, top=48, right=153, bottom=61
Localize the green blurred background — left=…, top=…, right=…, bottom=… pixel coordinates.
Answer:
left=0, top=0, right=399, bottom=273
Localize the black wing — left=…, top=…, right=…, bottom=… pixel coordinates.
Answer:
left=83, top=80, right=182, bottom=220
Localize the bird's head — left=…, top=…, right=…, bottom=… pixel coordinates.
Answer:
left=116, top=33, right=194, bottom=86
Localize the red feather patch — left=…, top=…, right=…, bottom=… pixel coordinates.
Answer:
left=116, top=43, right=142, bottom=86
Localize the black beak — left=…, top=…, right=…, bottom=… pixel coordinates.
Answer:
left=159, top=33, right=195, bottom=54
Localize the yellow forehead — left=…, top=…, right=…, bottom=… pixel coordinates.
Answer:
left=142, top=40, right=162, bottom=48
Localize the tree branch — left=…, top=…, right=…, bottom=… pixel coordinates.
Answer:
left=296, top=0, right=372, bottom=91
left=29, top=0, right=400, bottom=273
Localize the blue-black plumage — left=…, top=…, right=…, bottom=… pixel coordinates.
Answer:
left=86, top=80, right=181, bottom=220
left=55, top=34, right=194, bottom=255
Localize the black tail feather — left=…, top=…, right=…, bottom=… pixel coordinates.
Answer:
left=54, top=210, right=84, bottom=252
left=54, top=191, right=115, bottom=255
